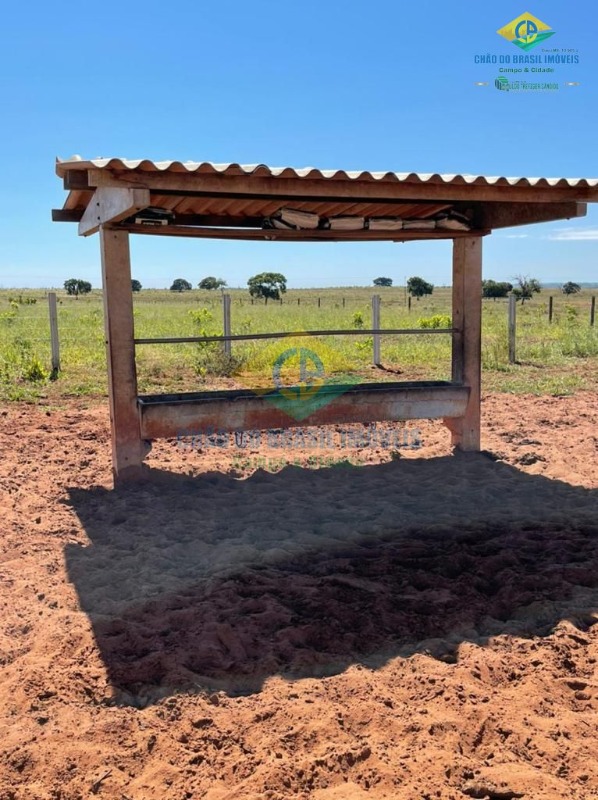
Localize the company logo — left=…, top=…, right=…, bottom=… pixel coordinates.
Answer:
left=497, top=12, right=555, bottom=51
left=247, top=335, right=360, bottom=421
left=493, top=75, right=559, bottom=92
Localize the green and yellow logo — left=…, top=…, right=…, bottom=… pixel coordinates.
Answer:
left=497, top=12, right=555, bottom=51
left=243, top=334, right=360, bottom=421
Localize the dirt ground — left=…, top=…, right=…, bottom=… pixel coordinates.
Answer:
left=1, top=392, right=598, bottom=799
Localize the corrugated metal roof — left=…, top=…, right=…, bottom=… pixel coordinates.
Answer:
left=55, top=156, right=598, bottom=188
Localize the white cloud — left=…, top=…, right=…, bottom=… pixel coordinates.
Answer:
left=548, top=228, right=598, bottom=241
left=503, top=233, right=529, bottom=239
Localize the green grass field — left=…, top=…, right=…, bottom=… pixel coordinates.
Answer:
left=1, top=286, right=597, bottom=402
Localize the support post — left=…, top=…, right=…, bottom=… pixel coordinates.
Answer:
left=99, top=227, right=147, bottom=483
left=222, top=293, right=232, bottom=356
left=591, top=296, right=596, bottom=327
left=447, top=236, right=482, bottom=451
left=372, top=294, right=381, bottom=366
left=48, top=292, right=60, bottom=374
left=548, top=295, right=553, bottom=323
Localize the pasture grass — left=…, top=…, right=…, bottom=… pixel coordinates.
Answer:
left=1, top=286, right=597, bottom=402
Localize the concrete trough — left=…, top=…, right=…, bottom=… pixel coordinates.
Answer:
left=138, top=381, right=470, bottom=439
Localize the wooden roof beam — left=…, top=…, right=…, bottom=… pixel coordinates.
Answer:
left=52, top=208, right=83, bottom=222
left=55, top=210, right=268, bottom=227
left=78, top=187, right=151, bottom=236
left=85, top=168, right=598, bottom=205
left=479, top=201, right=587, bottom=229
left=63, top=170, right=91, bottom=190
left=113, top=223, right=489, bottom=242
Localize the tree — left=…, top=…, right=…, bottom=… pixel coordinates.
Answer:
left=407, top=276, right=434, bottom=300
left=131, top=279, right=142, bottom=292
left=247, top=272, right=287, bottom=303
left=512, top=275, right=541, bottom=304
left=562, top=281, right=581, bottom=295
left=170, top=278, right=193, bottom=292
left=482, top=279, right=513, bottom=300
left=373, top=277, right=393, bottom=287
left=64, top=278, right=92, bottom=298
left=198, top=276, right=227, bottom=291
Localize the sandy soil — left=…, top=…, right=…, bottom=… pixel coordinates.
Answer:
left=1, top=392, right=597, bottom=799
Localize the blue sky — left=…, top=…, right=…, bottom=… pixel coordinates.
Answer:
left=0, top=0, right=596, bottom=289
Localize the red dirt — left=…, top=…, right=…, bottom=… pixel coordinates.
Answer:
left=1, top=392, right=598, bottom=799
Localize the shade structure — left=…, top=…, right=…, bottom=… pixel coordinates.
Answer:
left=54, top=157, right=598, bottom=240
left=53, top=157, right=598, bottom=482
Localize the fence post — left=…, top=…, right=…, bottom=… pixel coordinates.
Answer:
left=372, top=294, right=381, bottom=366
left=318, top=297, right=321, bottom=308
left=508, top=293, right=516, bottom=364
left=222, top=293, right=231, bottom=356
left=408, top=295, right=411, bottom=312
left=343, top=297, right=346, bottom=308
left=48, top=292, right=60, bottom=373
left=591, top=296, right=596, bottom=327
left=548, top=295, right=553, bottom=323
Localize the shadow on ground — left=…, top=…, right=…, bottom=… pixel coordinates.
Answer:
left=66, top=454, right=598, bottom=704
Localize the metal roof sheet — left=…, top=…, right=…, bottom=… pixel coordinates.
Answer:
left=55, top=156, right=598, bottom=189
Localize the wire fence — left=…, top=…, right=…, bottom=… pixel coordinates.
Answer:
left=1, top=290, right=597, bottom=394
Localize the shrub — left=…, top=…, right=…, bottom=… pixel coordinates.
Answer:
left=355, top=336, right=373, bottom=354
left=351, top=310, right=365, bottom=329
left=188, top=307, right=244, bottom=377
left=195, top=349, right=245, bottom=378
left=564, top=304, right=578, bottom=322
left=418, top=314, right=451, bottom=329
left=24, top=357, right=48, bottom=382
